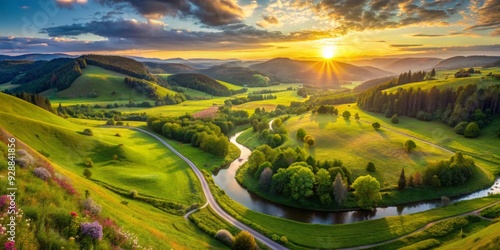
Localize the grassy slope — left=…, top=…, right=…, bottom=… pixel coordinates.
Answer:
left=283, top=112, right=451, bottom=185
left=437, top=219, right=500, bottom=250
left=0, top=93, right=224, bottom=248
left=384, top=67, right=500, bottom=94
left=49, top=66, right=177, bottom=106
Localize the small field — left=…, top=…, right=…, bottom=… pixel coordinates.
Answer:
left=283, top=112, right=452, bottom=184
left=384, top=67, right=500, bottom=94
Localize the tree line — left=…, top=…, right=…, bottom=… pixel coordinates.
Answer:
left=225, top=93, right=277, bottom=105
left=147, top=116, right=231, bottom=157
left=167, top=73, right=234, bottom=96
left=124, top=77, right=186, bottom=105
left=14, top=92, right=55, bottom=113
left=357, top=84, right=500, bottom=133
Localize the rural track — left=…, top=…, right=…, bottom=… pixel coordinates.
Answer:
left=127, top=127, right=286, bottom=250
left=338, top=200, right=500, bottom=250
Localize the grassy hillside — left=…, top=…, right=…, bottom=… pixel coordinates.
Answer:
left=49, top=66, right=177, bottom=106
left=283, top=112, right=451, bottom=184
left=167, top=73, right=233, bottom=96
left=384, top=67, right=500, bottom=93
left=0, top=93, right=225, bottom=248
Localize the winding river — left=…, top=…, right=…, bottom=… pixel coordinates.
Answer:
left=212, top=132, right=500, bottom=225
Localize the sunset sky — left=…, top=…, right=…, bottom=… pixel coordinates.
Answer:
left=1, top=0, right=499, bottom=60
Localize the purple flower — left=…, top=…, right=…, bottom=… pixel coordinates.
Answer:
left=80, top=221, right=103, bottom=241
left=0, top=195, right=10, bottom=211
left=4, top=241, right=16, bottom=250
left=33, top=167, right=52, bottom=181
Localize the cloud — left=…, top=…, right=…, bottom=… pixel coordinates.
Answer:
left=256, top=15, right=280, bottom=28
left=56, top=0, right=88, bottom=8
left=411, top=34, right=445, bottom=37
left=20, top=5, right=30, bottom=9
left=401, top=44, right=500, bottom=52
left=465, top=0, right=500, bottom=35
left=96, top=0, right=245, bottom=26
left=390, top=44, right=424, bottom=48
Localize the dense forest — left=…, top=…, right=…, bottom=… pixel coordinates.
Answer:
left=124, top=77, right=186, bottom=105
left=167, top=73, right=233, bottom=96
left=10, top=58, right=73, bottom=85
left=0, top=60, right=44, bottom=84
left=357, top=84, right=500, bottom=131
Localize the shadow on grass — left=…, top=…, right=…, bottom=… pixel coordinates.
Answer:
left=376, top=129, right=390, bottom=139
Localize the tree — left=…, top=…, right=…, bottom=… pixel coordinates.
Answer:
left=391, top=114, right=399, bottom=124
left=431, top=175, right=441, bottom=188
left=342, top=110, right=351, bottom=119
left=413, top=172, right=423, bottom=186
left=83, top=169, right=92, bottom=179
left=106, top=118, right=115, bottom=126
left=351, top=175, right=381, bottom=210
left=408, top=174, right=414, bottom=187
left=258, top=168, right=273, bottom=190
left=430, top=68, right=436, bottom=78
left=232, top=231, right=257, bottom=250
left=354, top=113, right=360, bottom=120
left=372, top=122, right=381, bottom=130
left=366, top=162, right=376, bottom=172
left=454, top=122, right=468, bottom=135
left=316, top=169, right=333, bottom=205
left=333, top=173, right=347, bottom=205
left=306, top=137, right=315, bottom=146
left=296, top=128, right=307, bottom=141
left=289, top=167, right=315, bottom=202
left=464, top=122, right=480, bottom=138
left=113, top=154, right=118, bottom=161
left=403, top=139, right=417, bottom=153
left=251, top=119, right=258, bottom=132
left=215, top=229, right=234, bottom=247
left=248, top=150, right=266, bottom=173
left=398, top=168, right=406, bottom=190
left=85, top=158, right=94, bottom=167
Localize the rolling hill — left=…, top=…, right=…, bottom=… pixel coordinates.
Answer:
left=0, top=60, right=44, bottom=84
left=248, top=57, right=392, bottom=86
left=435, top=56, right=500, bottom=69
left=167, top=73, right=233, bottom=96
left=200, top=65, right=274, bottom=86
left=383, top=57, right=442, bottom=73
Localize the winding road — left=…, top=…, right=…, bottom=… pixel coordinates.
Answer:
left=129, top=127, right=286, bottom=250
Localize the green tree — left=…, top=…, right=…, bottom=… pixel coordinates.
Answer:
left=85, top=158, right=94, bottom=167
left=106, top=118, right=115, bottom=126
left=248, top=150, right=266, bottom=173
left=408, top=174, right=414, bottom=187
left=251, top=119, right=258, bottom=132
left=430, top=68, right=436, bottom=78
left=296, top=128, right=307, bottom=141
left=351, top=175, right=381, bottom=210
left=232, top=231, right=257, bottom=250
left=403, top=139, right=417, bottom=152
left=316, top=169, right=333, bottom=205
left=398, top=168, right=406, bottom=190
left=391, top=114, right=399, bottom=124
left=258, top=168, right=273, bottom=190
left=342, top=110, right=351, bottom=119
left=431, top=175, right=441, bottom=188
left=83, top=169, right=92, bottom=179
left=83, top=128, right=94, bottom=136
left=289, top=167, right=315, bottom=202
left=454, top=122, right=468, bottom=135
left=306, top=136, right=315, bottom=146
left=464, top=122, right=480, bottom=138
left=372, top=122, right=381, bottom=130
left=366, top=162, right=376, bottom=172
left=333, top=173, right=347, bottom=205
left=354, top=113, right=360, bottom=120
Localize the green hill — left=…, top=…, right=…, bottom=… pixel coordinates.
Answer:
left=167, top=73, right=233, bottom=96
left=0, top=92, right=223, bottom=248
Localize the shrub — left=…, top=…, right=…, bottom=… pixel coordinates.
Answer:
left=280, top=236, right=288, bottom=244
left=342, top=110, right=351, bottom=119
left=296, top=128, right=307, bottom=141
left=391, top=114, right=399, bottom=124
left=79, top=221, right=103, bottom=240
left=464, top=122, right=480, bottom=138
left=354, top=113, right=360, bottom=120
left=366, top=162, right=376, bottom=172
left=129, top=190, right=138, bottom=199
left=306, top=137, right=315, bottom=146
left=403, top=139, right=417, bottom=152
left=441, top=196, right=451, bottom=206
left=372, top=122, right=381, bottom=130
left=85, top=158, right=94, bottom=167
left=82, top=198, right=102, bottom=216
left=272, top=234, right=280, bottom=241
left=416, top=111, right=433, bottom=121
left=83, top=169, right=92, bottom=179
left=83, top=128, right=94, bottom=136
left=116, top=121, right=124, bottom=126
left=215, top=229, right=234, bottom=247
left=15, top=150, right=35, bottom=168
left=33, top=167, right=52, bottom=181
left=232, top=231, right=257, bottom=250
left=106, top=118, right=115, bottom=126
left=455, top=121, right=469, bottom=135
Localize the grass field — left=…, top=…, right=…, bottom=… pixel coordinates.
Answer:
left=437, top=218, right=500, bottom=250
left=384, top=67, right=500, bottom=94
left=282, top=112, right=452, bottom=185
left=0, top=93, right=226, bottom=248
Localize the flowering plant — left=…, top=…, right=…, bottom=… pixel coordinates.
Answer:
left=80, top=221, right=103, bottom=241
left=4, top=241, right=16, bottom=250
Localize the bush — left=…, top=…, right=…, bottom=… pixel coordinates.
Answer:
left=116, top=121, right=124, bottom=126
left=33, top=167, right=52, bottom=181
left=106, top=118, right=115, bottom=126
left=82, top=198, right=102, bottom=216
left=342, top=110, right=351, bottom=119
left=416, top=111, right=433, bottom=121
left=85, top=158, right=94, bottom=167
left=129, top=190, right=138, bottom=199
left=306, top=137, right=315, bottom=146
left=280, top=236, right=288, bottom=244
left=372, top=122, right=381, bottom=130
left=83, top=128, right=93, bottom=136
left=215, top=229, right=234, bottom=247
left=79, top=221, right=103, bottom=240
left=391, top=114, right=399, bottom=124
left=403, top=139, right=417, bottom=152
left=455, top=122, right=468, bottom=135
left=232, top=231, right=257, bottom=250
left=366, top=162, right=376, bottom=172
left=83, top=169, right=92, bottom=179
left=464, top=122, right=480, bottom=138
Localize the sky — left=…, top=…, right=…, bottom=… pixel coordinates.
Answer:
left=0, top=0, right=499, bottom=60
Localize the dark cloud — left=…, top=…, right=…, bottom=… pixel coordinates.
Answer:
left=466, top=0, right=500, bottom=35
left=390, top=44, right=423, bottom=48
left=96, top=0, right=244, bottom=26
left=256, top=15, right=280, bottom=28
left=412, top=34, right=445, bottom=37
left=313, top=0, right=462, bottom=34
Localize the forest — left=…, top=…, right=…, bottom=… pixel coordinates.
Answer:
left=167, top=73, right=233, bottom=96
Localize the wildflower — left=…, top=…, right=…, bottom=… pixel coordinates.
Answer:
left=70, top=212, right=78, bottom=217
left=80, top=221, right=103, bottom=241
left=4, top=241, right=16, bottom=250
left=33, top=167, right=52, bottom=181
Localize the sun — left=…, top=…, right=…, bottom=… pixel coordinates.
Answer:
left=321, top=45, right=336, bottom=59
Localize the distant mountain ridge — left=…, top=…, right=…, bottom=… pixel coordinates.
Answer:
left=435, top=56, right=500, bottom=69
